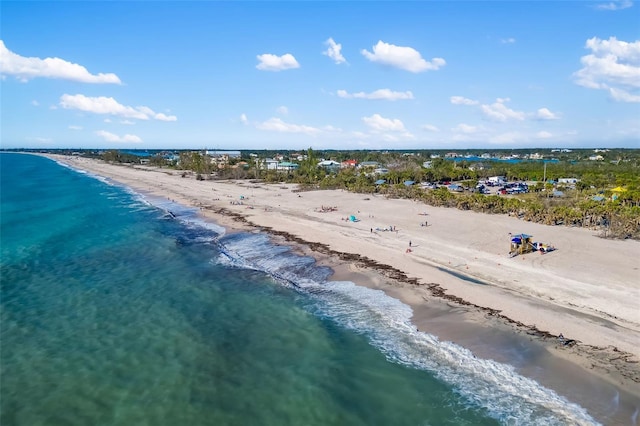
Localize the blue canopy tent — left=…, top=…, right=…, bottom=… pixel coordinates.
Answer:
left=509, top=233, right=534, bottom=257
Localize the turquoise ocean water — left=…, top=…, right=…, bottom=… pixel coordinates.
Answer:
left=1, top=153, right=600, bottom=425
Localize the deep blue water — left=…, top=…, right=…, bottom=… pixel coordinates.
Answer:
left=0, top=153, right=597, bottom=425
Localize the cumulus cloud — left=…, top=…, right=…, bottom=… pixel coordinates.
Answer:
left=594, top=0, right=633, bottom=10
left=422, top=124, right=440, bottom=132
left=240, top=113, right=248, bottom=125
left=450, top=96, right=479, bottom=105
left=0, top=40, right=121, bottom=84
left=362, top=113, right=407, bottom=132
left=95, top=130, right=142, bottom=143
left=573, top=36, right=640, bottom=102
left=59, top=94, right=177, bottom=121
left=361, top=40, right=445, bottom=73
left=256, top=117, right=319, bottom=135
left=256, top=53, right=300, bottom=71
left=337, top=88, right=414, bottom=101
left=534, top=108, right=561, bottom=120
left=323, top=38, right=346, bottom=64
left=480, top=98, right=525, bottom=121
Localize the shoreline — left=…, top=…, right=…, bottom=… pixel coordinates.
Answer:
left=35, top=154, right=640, bottom=422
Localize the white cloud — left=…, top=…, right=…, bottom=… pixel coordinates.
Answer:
left=361, top=40, right=445, bottom=73
left=155, top=113, right=177, bottom=122
left=95, top=130, right=142, bottom=143
left=256, top=117, right=319, bottom=135
left=276, top=106, right=289, bottom=115
left=450, top=96, right=479, bottom=105
left=68, top=125, right=82, bottom=130
left=534, top=108, right=561, bottom=120
left=104, top=118, right=112, bottom=123
left=31, top=100, right=39, bottom=106
left=573, top=37, right=640, bottom=102
left=536, top=131, right=553, bottom=139
left=337, top=89, right=414, bottom=101
left=362, top=113, right=406, bottom=132
left=609, top=87, right=640, bottom=102
left=256, top=53, right=300, bottom=71
left=60, top=94, right=178, bottom=121
left=480, top=98, right=526, bottom=121
left=322, top=125, right=343, bottom=132
left=500, top=38, right=516, bottom=44
left=323, top=38, right=346, bottom=64
left=240, top=113, right=248, bottom=125
left=0, top=40, right=121, bottom=84
left=594, top=0, right=633, bottom=10
left=453, top=95, right=560, bottom=122
left=422, top=124, right=440, bottom=132
left=452, top=123, right=480, bottom=134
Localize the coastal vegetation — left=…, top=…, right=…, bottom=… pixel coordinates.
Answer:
left=11, top=147, right=640, bottom=239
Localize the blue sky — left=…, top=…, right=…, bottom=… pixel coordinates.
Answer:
left=1, top=1, right=639, bottom=150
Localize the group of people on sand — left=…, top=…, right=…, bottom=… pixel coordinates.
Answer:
left=316, top=205, right=338, bottom=213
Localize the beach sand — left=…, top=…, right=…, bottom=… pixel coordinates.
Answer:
left=42, top=155, right=640, bottom=422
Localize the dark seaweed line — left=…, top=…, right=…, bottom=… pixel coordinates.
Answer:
left=208, top=206, right=640, bottom=383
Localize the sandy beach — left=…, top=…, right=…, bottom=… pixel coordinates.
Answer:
left=41, top=155, right=640, bottom=416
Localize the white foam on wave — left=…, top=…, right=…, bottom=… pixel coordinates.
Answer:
left=215, top=232, right=599, bottom=426
left=68, top=164, right=227, bottom=238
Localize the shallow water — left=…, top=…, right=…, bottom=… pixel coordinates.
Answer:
left=0, top=153, right=602, bottom=425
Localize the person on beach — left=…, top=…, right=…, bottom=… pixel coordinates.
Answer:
left=409, top=241, right=412, bottom=247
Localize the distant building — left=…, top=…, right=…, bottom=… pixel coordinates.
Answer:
left=422, top=161, right=433, bottom=169
left=264, top=159, right=279, bottom=170
left=341, top=159, right=358, bottom=168
left=358, top=161, right=380, bottom=169
left=277, top=162, right=299, bottom=171
left=318, top=160, right=340, bottom=172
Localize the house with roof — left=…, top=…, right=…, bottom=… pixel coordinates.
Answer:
left=358, top=161, right=380, bottom=169
left=318, top=160, right=341, bottom=172
left=277, top=162, right=299, bottom=171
